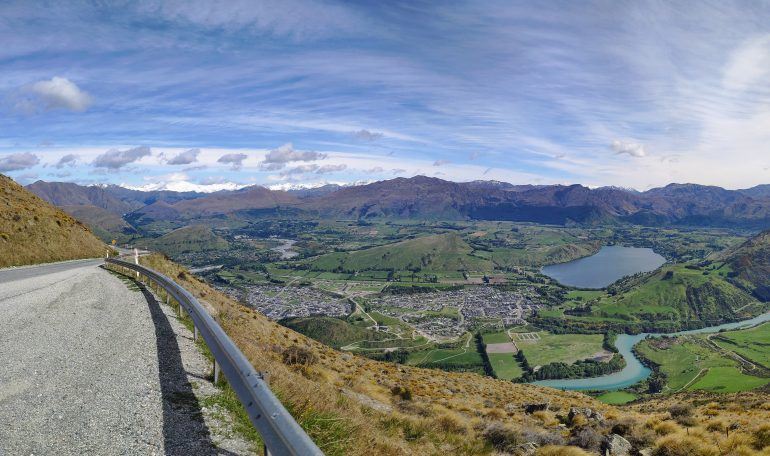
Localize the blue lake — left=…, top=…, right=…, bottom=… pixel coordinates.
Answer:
left=541, top=245, right=666, bottom=289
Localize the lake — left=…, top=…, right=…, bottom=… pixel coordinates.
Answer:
left=541, top=245, right=666, bottom=289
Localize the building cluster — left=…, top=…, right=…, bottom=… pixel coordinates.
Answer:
left=228, top=285, right=351, bottom=320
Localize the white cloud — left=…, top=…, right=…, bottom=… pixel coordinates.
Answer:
left=26, top=77, right=92, bottom=112
left=353, top=129, right=383, bottom=141
left=217, top=152, right=248, bottom=170
left=433, top=159, right=450, bottom=166
left=280, top=163, right=346, bottom=176
left=611, top=140, right=646, bottom=158
left=260, top=143, right=326, bottom=170
left=93, top=146, right=152, bottom=169
left=54, top=154, right=79, bottom=168
left=0, top=152, right=40, bottom=172
left=166, top=148, right=200, bottom=165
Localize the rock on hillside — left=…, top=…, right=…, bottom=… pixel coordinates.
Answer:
left=0, top=175, right=106, bottom=267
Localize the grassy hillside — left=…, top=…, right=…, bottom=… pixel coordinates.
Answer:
left=60, top=204, right=138, bottom=243
left=538, top=264, right=765, bottom=333
left=281, top=316, right=388, bottom=349
left=137, top=253, right=770, bottom=455
left=305, top=233, right=493, bottom=273
left=637, top=336, right=770, bottom=393
left=724, top=230, right=770, bottom=300
left=0, top=174, right=106, bottom=267
left=147, top=224, right=229, bottom=256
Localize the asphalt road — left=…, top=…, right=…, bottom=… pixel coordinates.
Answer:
left=0, top=259, right=188, bottom=454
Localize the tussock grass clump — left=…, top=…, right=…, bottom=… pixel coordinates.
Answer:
left=536, top=445, right=591, bottom=455
left=754, top=424, right=770, bottom=450
left=652, top=433, right=719, bottom=456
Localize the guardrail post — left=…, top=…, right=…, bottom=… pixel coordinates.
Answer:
left=214, top=360, right=221, bottom=384
left=194, top=325, right=198, bottom=342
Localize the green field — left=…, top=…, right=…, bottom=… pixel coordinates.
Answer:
left=487, top=353, right=524, bottom=380
left=689, top=367, right=770, bottom=392
left=636, top=335, right=770, bottom=393
left=714, top=322, right=770, bottom=369
left=482, top=331, right=513, bottom=344
left=517, top=332, right=605, bottom=367
left=407, top=347, right=482, bottom=366
left=596, top=391, right=637, bottom=405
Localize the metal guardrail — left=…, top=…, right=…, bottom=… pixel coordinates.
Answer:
left=105, top=258, right=323, bottom=456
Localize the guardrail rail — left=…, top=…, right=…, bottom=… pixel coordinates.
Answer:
left=105, top=258, right=323, bottom=456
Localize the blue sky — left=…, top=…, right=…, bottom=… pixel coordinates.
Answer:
left=2, top=1, right=770, bottom=191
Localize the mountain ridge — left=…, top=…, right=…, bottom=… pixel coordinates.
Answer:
left=26, top=176, right=770, bottom=231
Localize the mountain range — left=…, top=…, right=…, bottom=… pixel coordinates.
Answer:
left=25, top=176, right=770, bottom=240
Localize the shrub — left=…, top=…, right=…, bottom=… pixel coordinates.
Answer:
left=282, top=345, right=318, bottom=366
left=669, top=404, right=693, bottom=419
left=481, top=421, right=522, bottom=451
left=390, top=385, right=412, bottom=401
left=433, top=413, right=466, bottom=434
left=570, top=427, right=601, bottom=451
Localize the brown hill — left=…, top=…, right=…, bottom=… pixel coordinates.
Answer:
left=0, top=175, right=106, bottom=267
left=127, top=185, right=298, bottom=222
left=60, top=204, right=138, bottom=242
left=27, top=180, right=136, bottom=215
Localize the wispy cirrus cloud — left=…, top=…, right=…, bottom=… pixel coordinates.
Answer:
left=3, top=2, right=770, bottom=189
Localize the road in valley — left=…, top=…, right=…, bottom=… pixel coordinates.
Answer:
left=0, top=259, right=241, bottom=455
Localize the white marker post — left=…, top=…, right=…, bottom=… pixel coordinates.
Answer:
left=134, top=248, right=140, bottom=278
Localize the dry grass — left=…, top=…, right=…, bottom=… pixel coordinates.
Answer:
left=136, top=253, right=770, bottom=455
left=0, top=175, right=106, bottom=267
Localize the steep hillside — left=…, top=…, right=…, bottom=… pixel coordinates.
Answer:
left=60, top=204, right=138, bottom=242
left=139, top=253, right=770, bottom=455
left=127, top=185, right=298, bottom=222
left=27, top=180, right=136, bottom=214
left=537, top=264, right=765, bottom=333
left=281, top=316, right=387, bottom=349
left=147, top=224, right=228, bottom=256
left=723, top=230, right=770, bottom=300
left=0, top=175, right=106, bottom=267
left=305, top=232, right=493, bottom=272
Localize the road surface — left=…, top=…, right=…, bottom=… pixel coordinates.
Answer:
left=0, top=259, right=238, bottom=455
